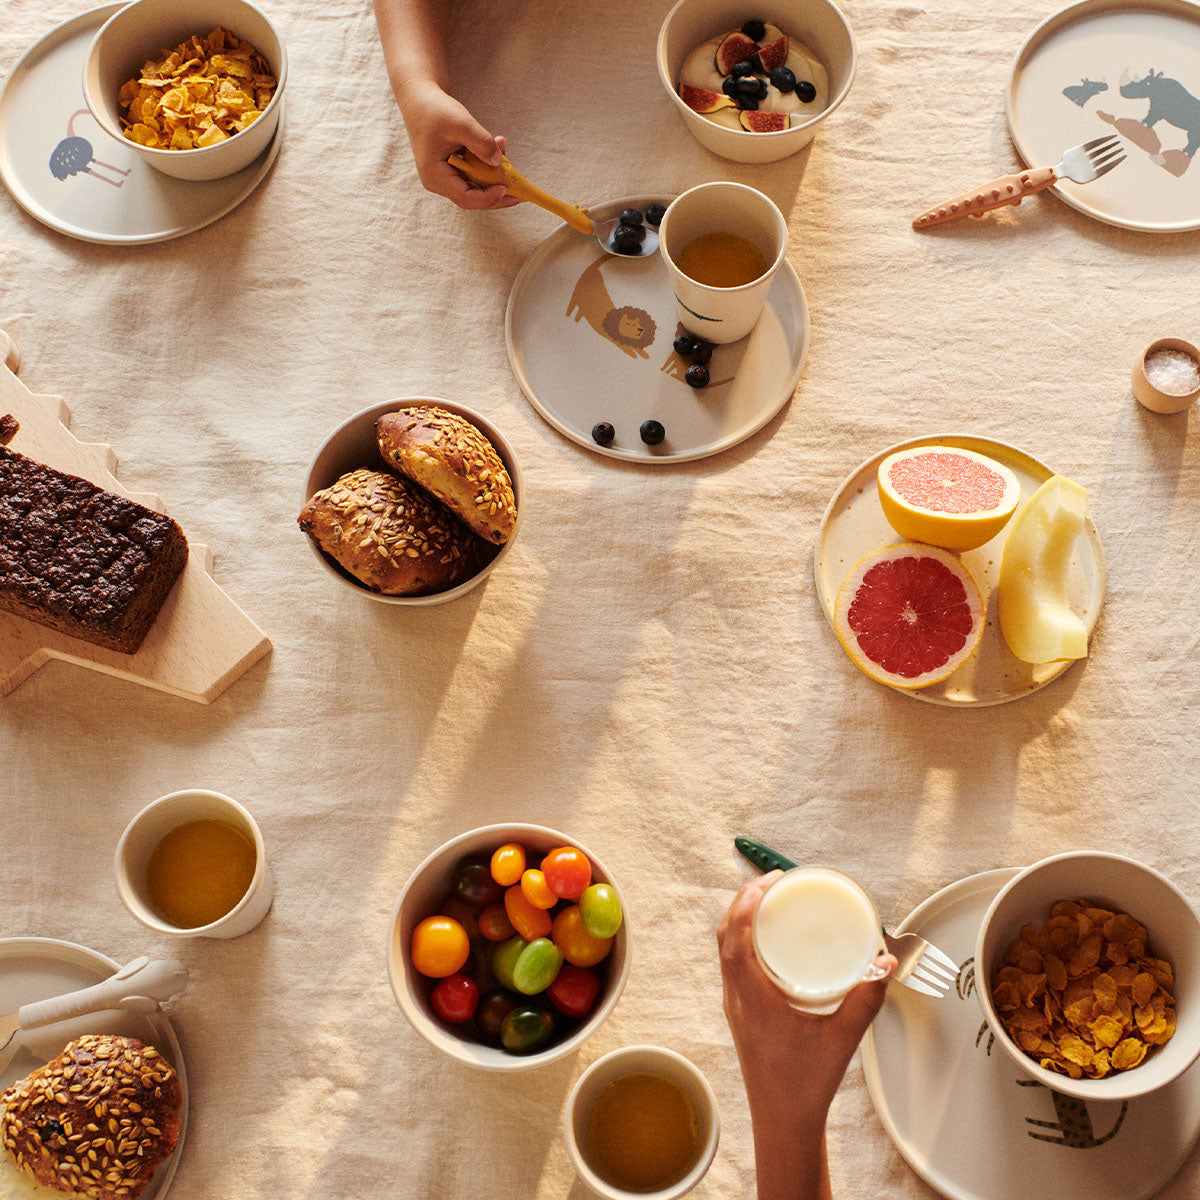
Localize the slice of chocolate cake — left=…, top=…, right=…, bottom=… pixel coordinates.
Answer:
left=0, top=416, right=188, bottom=653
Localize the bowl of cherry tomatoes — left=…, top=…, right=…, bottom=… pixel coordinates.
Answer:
left=387, top=823, right=631, bottom=1070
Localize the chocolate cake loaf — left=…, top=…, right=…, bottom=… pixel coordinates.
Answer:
left=0, top=416, right=188, bottom=653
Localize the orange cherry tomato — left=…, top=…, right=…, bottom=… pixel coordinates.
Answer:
left=520, top=868, right=558, bottom=910
left=505, top=884, right=553, bottom=941
left=410, top=916, right=470, bottom=978
left=491, top=843, right=527, bottom=887
left=541, top=846, right=592, bottom=900
left=551, top=905, right=612, bottom=967
left=477, top=902, right=515, bottom=942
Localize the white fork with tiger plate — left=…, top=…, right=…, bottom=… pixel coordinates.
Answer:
left=912, top=135, right=1126, bottom=229
left=883, top=930, right=958, bottom=998
left=0, top=957, right=187, bottom=1075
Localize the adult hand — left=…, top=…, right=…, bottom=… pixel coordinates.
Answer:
left=398, top=83, right=520, bottom=211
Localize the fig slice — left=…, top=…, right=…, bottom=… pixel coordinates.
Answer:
left=739, top=110, right=788, bottom=132
left=715, top=32, right=760, bottom=75
left=756, top=34, right=788, bottom=72
left=680, top=83, right=735, bottom=114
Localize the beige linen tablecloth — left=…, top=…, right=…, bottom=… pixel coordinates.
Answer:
left=2, top=0, right=1199, bottom=1196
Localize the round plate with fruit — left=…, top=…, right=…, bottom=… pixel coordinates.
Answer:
left=814, top=434, right=1106, bottom=707
left=505, top=195, right=809, bottom=463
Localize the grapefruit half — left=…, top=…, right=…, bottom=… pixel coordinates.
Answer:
left=877, top=446, right=1021, bottom=551
left=834, top=543, right=985, bottom=689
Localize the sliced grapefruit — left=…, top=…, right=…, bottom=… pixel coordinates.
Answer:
left=877, top=445, right=1021, bottom=551
left=998, top=474, right=1089, bottom=664
left=834, top=543, right=985, bottom=689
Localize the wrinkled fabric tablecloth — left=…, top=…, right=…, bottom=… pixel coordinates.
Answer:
left=2, top=0, right=1199, bottom=1196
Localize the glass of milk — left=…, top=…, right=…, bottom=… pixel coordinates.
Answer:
left=752, top=867, right=886, bottom=1013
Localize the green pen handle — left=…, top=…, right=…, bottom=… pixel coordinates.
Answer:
left=734, top=836, right=888, bottom=938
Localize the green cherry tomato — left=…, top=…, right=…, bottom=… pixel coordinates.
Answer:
left=452, top=854, right=505, bottom=908
left=492, top=935, right=528, bottom=991
left=579, top=883, right=623, bottom=939
left=500, top=1006, right=555, bottom=1054
left=475, top=988, right=519, bottom=1039
left=547, top=962, right=601, bottom=1019
left=512, top=937, right=564, bottom=995
left=541, top=846, right=592, bottom=900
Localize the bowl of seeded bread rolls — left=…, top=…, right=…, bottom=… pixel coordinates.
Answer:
left=299, top=398, right=522, bottom=604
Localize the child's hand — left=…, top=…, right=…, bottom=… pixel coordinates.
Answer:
left=718, top=872, right=896, bottom=1124
left=398, top=83, right=520, bottom=211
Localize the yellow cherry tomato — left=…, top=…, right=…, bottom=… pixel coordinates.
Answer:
left=551, top=905, right=613, bottom=968
left=410, top=916, right=470, bottom=978
left=504, top=884, right=553, bottom=941
left=520, top=868, right=558, bottom=910
left=491, top=843, right=527, bottom=887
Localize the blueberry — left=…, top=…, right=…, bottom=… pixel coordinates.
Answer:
left=619, top=208, right=643, bottom=227
left=612, top=225, right=643, bottom=253
left=796, top=80, right=817, bottom=103
left=731, top=59, right=755, bottom=78
left=770, top=66, right=797, bottom=93
left=722, top=75, right=739, bottom=97
left=685, top=364, right=710, bottom=388
left=591, top=422, right=615, bottom=446
left=690, top=342, right=712, bottom=365
left=640, top=420, right=666, bottom=445
left=674, top=333, right=697, bottom=356
left=756, top=77, right=769, bottom=99
left=736, top=96, right=759, bottom=110
left=645, top=204, right=666, bottom=226
left=736, top=75, right=761, bottom=96
left=741, top=19, right=767, bottom=40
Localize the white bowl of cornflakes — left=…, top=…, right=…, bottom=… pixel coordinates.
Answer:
left=83, top=0, right=286, bottom=181
left=976, top=851, right=1200, bottom=1101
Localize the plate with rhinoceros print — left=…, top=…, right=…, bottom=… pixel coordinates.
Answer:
left=862, top=869, right=1200, bottom=1200
left=505, top=195, right=808, bottom=463
left=1007, top=0, right=1200, bottom=231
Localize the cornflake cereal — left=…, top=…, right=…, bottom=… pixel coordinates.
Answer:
left=117, top=27, right=276, bottom=150
left=991, top=899, right=1176, bottom=1079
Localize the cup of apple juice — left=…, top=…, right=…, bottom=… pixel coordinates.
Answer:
left=752, top=866, right=886, bottom=1013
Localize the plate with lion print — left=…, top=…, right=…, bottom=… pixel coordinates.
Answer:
left=505, top=195, right=809, bottom=463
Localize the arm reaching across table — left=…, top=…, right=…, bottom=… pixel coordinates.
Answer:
left=718, top=873, right=896, bottom=1200
left=372, top=0, right=521, bottom=210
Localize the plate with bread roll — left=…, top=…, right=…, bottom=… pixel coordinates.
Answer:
left=0, top=938, right=188, bottom=1200
left=299, top=399, right=522, bottom=605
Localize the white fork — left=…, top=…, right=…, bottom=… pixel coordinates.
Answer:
left=883, top=930, right=958, bottom=998
left=913, top=134, right=1126, bottom=229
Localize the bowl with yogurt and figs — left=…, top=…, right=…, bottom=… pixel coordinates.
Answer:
left=657, top=0, right=856, bottom=162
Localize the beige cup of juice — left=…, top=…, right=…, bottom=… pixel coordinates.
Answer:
left=115, top=788, right=274, bottom=939
left=752, top=866, right=885, bottom=1013
left=658, top=181, right=788, bottom=344
left=564, top=1045, right=720, bottom=1199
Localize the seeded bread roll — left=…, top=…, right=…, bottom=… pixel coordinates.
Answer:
left=375, top=407, right=516, bottom=545
left=298, top=467, right=480, bottom=595
left=1, top=1034, right=181, bottom=1200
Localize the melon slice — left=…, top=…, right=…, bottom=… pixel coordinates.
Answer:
left=834, top=543, right=985, bottom=689
left=997, top=475, right=1089, bottom=664
left=877, top=445, right=1021, bottom=552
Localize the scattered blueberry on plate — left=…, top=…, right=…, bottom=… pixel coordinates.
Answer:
left=640, top=420, right=666, bottom=445
left=685, top=364, right=710, bottom=388
left=591, top=422, right=615, bottom=446
left=645, top=204, right=666, bottom=227
left=690, top=342, right=712, bottom=366
left=674, top=333, right=697, bottom=356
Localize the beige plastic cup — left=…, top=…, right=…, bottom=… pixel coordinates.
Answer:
left=564, top=1045, right=720, bottom=1200
left=658, top=181, right=788, bottom=344
left=752, top=866, right=887, bottom=1013
left=115, top=788, right=274, bottom=939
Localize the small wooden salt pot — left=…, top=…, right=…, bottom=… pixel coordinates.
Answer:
left=1133, top=338, right=1200, bottom=414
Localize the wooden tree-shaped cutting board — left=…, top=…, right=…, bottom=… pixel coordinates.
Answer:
left=0, top=329, right=271, bottom=702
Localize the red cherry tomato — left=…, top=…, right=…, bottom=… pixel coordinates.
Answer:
left=541, top=846, right=592, bottom=900
left=430, top=973, right=479, bottom=1024
left=505, top=884, right=553, bottom=941
left=477, top=902, right=516, bottom=942
left=491, top=843, right=527, bottom=887
left=547, top=962, right=601, bottom=1019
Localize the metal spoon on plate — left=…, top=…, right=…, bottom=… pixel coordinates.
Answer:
left=447, top=150, right=659, bottom=257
